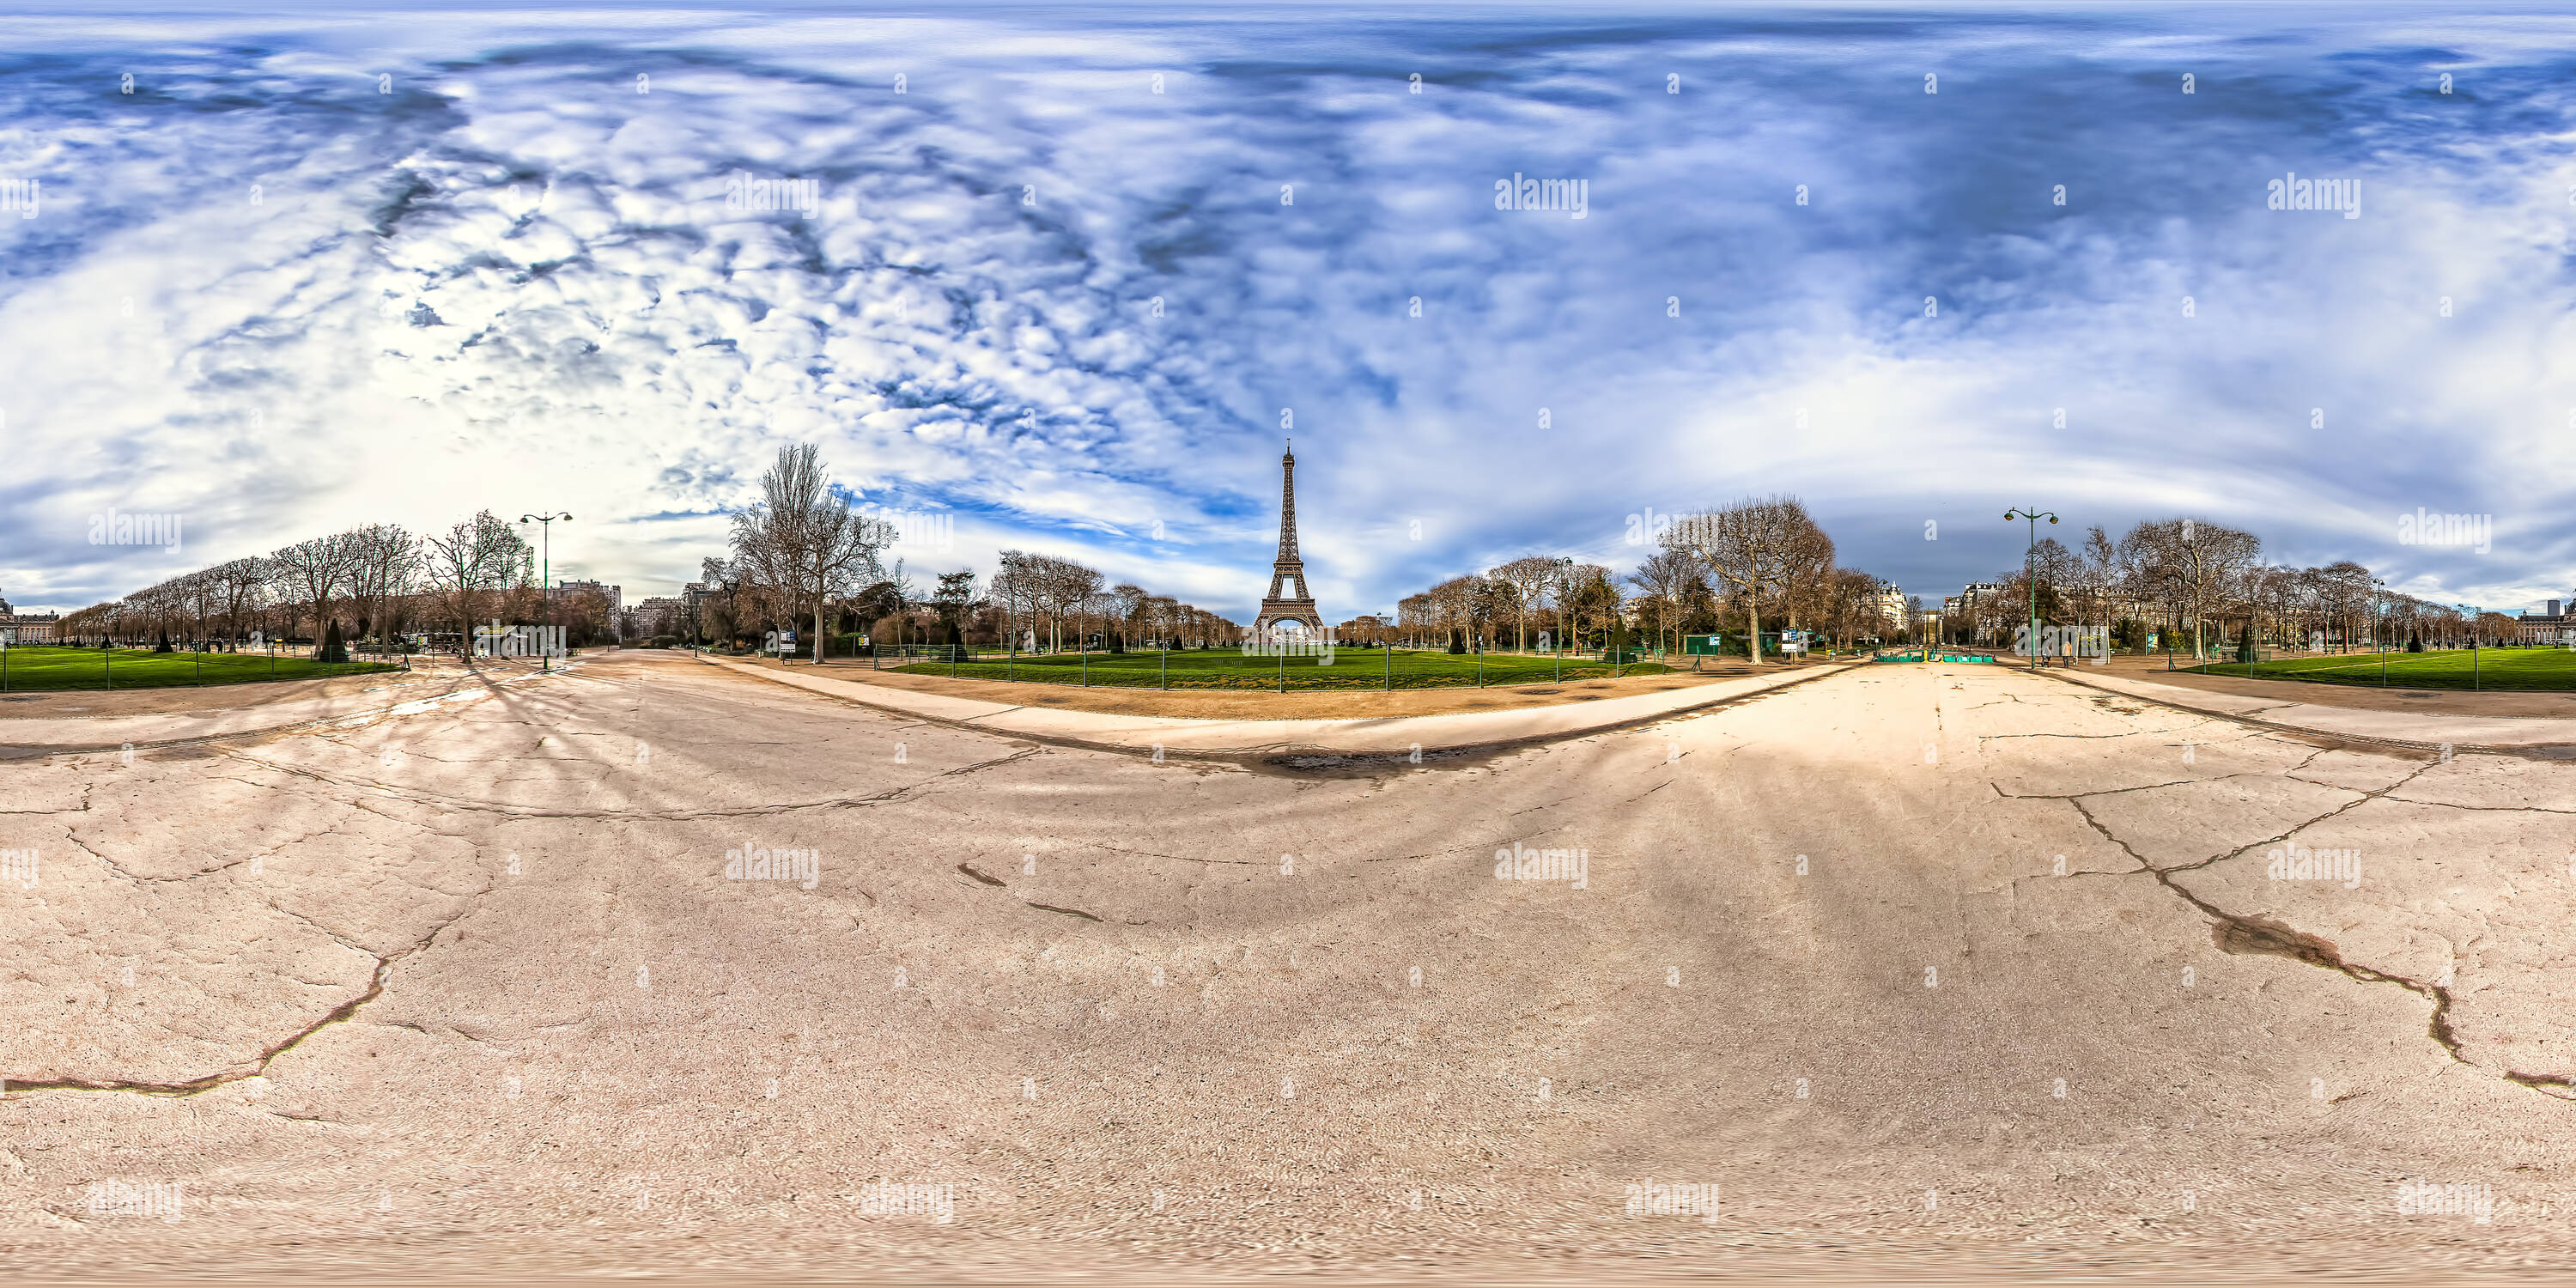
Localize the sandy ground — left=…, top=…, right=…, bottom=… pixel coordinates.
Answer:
left=712, top=650, right=1841, bottom=720
left=4, top=651, right=2574, bottom=1281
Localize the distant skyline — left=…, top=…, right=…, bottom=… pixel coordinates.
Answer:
left=6, top=3, right=2576, bottom=619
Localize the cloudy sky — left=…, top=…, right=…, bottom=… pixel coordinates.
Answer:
left=4, top=2, right=2574, bottom=619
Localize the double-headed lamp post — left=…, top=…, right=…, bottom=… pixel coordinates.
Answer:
left=2004, top=508, right=2058, bottom=671
left=519, top=512, right=573, bottom=671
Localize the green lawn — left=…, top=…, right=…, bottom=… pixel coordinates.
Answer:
left=0, top=645, right=400, bottom=691
left=2191, top=647, right=2576, bottom=691
left=888, top=647, right=1674, bottom=691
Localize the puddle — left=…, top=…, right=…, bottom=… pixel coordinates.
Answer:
left=1250, top=744, right=1511, bottom=778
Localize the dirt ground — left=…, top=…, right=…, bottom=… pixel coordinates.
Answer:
left=706, top=651, right=1850, bottom=719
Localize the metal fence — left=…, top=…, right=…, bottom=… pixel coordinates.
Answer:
left=775, top=642, right=1692, bottom=692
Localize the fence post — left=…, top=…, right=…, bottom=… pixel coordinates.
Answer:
left=1384, top=641, right=1390, bottom=691
left=1162, top=643, right=1168, bottom=690
left=1082, top=646, right=1089, bottom=687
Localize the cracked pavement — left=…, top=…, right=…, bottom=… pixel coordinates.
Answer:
left=5, top=653, right=2575, bottom=1279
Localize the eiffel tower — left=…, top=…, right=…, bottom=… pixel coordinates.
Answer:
left=1253, top=440, right=1325, bottom=638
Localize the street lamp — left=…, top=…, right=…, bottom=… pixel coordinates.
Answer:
left=2372, top=576, right=2387, bottom=686
left=519, top=512, right=573, bottom=672
left=2003, top=508, right=2058, bottom=671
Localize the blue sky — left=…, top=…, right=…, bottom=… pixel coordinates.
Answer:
left=4, top=3, right=2574, bottom=619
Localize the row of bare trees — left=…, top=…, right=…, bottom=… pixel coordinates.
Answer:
left=54, top=513, right=617, bottom=652
left=689, top=447, right=1236, bottom=658
left=1385, top=497, right=1901, bottom=663
left=1952, top=518, right=2527, bottom=659
left=987, top=551, right=1237, bottom=652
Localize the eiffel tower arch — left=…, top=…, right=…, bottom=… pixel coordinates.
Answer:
left=1253, top=440, right=1325, bottom=638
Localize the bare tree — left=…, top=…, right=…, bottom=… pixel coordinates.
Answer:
left=1487, top=555, right=1561, bottom=653
left=730, top=444, right=894, bottom=664
left=1626, top=549, right=1696, bottom=655
left=344, top=524, right=422, bottom=648
left=211, top=556, right=271, bottom=647
left=425, top=511, right=536, bottom=647
left=270, top=532, right=360, bottom=645
left=1668, top=496, right=1826, bottom=665
left=2120, top=519, right=2262, bottom=660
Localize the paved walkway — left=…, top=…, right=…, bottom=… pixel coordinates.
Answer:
left=2041, top=665, right=2576, bottom=750
left=17, top=649, right=2576, bottom=1279
left=18, top=649, right=2576, bottom=758
left=695, top=653, right=1857, bottom=754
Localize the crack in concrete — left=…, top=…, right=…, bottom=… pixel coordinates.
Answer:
left=1, top=864, right=498, bottom=1097
left=2374, top=793, right=2576, bottom=816
left=2152, top=762, right=2436, bottom=877
left=1025, top=902, right=1105, bottom=922
left=2050, top=759, right=2574, bottom=1102
left=1979, top=726, right=2202, bottom=741
left=210, top=744, right=1042, bottom=820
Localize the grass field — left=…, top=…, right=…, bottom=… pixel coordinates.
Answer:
left=0, top=645, right=400, bottom=691
left=2191, top=646, right=2576, bottom=690
left=889, top=647, right=1676, bottom=690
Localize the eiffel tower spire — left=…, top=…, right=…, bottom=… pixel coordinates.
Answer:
left=1276, top=440, right=1299, bottom=561
left=1254, top=439, right=1323, bottom=637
